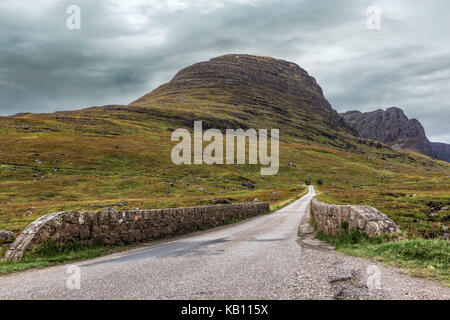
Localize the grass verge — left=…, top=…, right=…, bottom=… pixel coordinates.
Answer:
left=0, top=241, right=133, bottom=275
left=338, top=239, right=449, bottom=285
left=314, top=226, right=449, bottom=285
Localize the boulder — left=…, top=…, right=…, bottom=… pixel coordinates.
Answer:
left=242, top=181, right=256, bottom=190
left=0, top=230, right=15, bottom=242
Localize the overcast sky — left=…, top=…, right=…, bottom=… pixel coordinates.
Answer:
left=1, top=0, right=449, bottom=142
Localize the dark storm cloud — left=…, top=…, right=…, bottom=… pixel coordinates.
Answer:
left=0, top=0, right=449, bottom=142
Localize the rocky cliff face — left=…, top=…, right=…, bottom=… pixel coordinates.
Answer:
left=131, top=54, right=356, bottom=140
left=340, top=107, right=436, bottom=158
left=431, top=142, right=450, bottom=162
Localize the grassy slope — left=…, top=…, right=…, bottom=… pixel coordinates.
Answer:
left=0, top=106, right=448, bottom=239
left=0, top=107, right=312, bottom=233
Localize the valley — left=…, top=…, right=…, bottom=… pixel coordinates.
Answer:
left=0, top=54, right=448, bottom=283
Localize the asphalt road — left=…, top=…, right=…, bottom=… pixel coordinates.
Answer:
left=0, top=186, right=448, bottom=300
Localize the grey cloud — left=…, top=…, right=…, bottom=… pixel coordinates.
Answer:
left=0, top=0, right=448, bottom=142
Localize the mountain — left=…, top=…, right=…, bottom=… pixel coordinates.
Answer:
left=340, top=107, right=436, bottom=158
left=0, top=54, right=448, bottom=241
left=431, top=142, right=450, bottom=162
left=130, top=54, right=356, bottom=142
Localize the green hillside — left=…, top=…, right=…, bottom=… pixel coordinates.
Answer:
left=0, top=54, right=448, bottom=242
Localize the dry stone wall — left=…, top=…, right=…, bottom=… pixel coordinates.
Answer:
left=5, top=202, right=269, bottom=260
left=311, top=200, right=399, bottom=237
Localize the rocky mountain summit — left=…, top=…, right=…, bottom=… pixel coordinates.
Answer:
left=340, top=107, right=437, bottom=158
left=431, top=142, right=450, bottom=162
left=131, top=54, right=356, bottom=140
